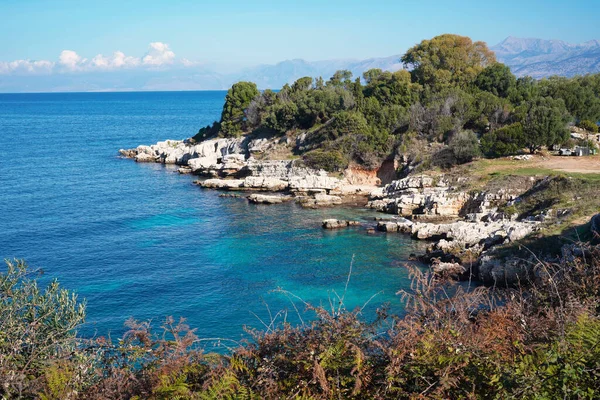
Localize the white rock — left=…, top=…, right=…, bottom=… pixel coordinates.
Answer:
left=198, top=179, right=244, bottom=190
left=243, top=176, right=288, bottom=191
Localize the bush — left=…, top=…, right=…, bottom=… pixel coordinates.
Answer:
left=480, top=122, right=525, bottom=157
left=0, top=260, right=89, bottom=397
left=303, top=150, right=349, bottom=172
left=577, top=119, right=599, bottom=133
left=449, top=130, right=481, bottom=163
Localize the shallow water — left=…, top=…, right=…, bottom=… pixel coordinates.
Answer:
left=0, top=91, right=427, bottom=345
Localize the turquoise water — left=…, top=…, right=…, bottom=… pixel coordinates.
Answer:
left=0, top=91, right=426, bottom=346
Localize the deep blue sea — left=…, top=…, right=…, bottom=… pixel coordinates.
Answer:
left=0, top=91, right=426, bottom=346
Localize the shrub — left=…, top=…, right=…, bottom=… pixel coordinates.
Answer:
left=449, top=130, right=481, bottom=163
left=303, top=150, right=349, bottom=172
left=0, top=260, right=89, bottom=398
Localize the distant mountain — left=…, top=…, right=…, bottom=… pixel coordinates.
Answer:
left=492, top=36, right=600, bottom=78
left=233, top=55, right=403, bottom=89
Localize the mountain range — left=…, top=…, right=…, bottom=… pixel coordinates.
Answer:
left=492, top=36, right=600, bottom=78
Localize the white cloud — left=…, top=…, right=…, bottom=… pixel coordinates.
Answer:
left=91, top=51, right=141, bottom=69
left=0, top=42, right=180, bottom=75
left=58, top=50, right=86, bottom=71
left=0, top=59, right=54, bottom=74
left=142, top=42, right=175, bottom=66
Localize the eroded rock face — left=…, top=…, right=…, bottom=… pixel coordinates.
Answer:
left=367, top=174, right=522, bottom=222
left=120, top=138, right=247, bottom=169
left=367, top=175, right=467, bottom=218
left=411, top=220, right=540, bottom=250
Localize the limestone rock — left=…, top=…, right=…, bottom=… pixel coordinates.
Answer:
left=322, top=219, right=360, bottom=229
left=289, top=175, right=341, bottom=192
left=299, top=194, right=343, bottom=208
left=135, top=152, right=156, bottom=162
left=431, top=261, right=466, bottom=277
left=247, top=194, right=291, bottom=204
left=197, top=179, right=244, bottom=190
left=243, top=176, right=288, bottom=191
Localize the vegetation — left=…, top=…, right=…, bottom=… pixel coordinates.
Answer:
left=481, top=122, right=525, bottom=156
left=192, top=34, right=600, bottom=171
left=578, top=119, right=599, bottom=133
left=3, top=238, right=600, bottom=398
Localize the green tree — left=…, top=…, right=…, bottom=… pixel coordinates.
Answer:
left=327, top=70, right=353, bottom=88
left=291, top=76, right=313, bottom=93
left=402, top=34, right=496, bottom=89
left=219, top=81, right=260, bottom=137
left=508, top=76, right=539, bottom=105
left=480, top=122, right=525, bottom=157
left=522, top=97, right=570, bottom=153
left=362, top=69, right=420, bottom=107
left=475, top=63, right=517, bottom=98
left=539, top=76, right=600, bottom=122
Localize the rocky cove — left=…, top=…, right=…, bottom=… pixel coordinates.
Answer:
left=119, top=135, right=596, bottom=287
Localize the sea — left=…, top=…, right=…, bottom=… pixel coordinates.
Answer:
left=0, top=91, right=427, bottom=346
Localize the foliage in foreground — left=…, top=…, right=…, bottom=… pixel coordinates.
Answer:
left=3, top=241, right=600, bottom=399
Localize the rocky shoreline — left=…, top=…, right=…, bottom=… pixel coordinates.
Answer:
left=119, top=137, right=593, bottom=287
left=119, top=137, right=375, bottom=207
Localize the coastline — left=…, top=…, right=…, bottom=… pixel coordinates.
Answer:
left=119, top=134, right=579, bottom=287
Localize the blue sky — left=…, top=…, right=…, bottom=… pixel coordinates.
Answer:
left=2, top=0, right=599, bottom=67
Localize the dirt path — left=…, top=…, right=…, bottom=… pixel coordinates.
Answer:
left=532, top=155, right=600, bottom=173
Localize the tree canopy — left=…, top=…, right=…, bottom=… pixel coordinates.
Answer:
left=401, top=34, right=496, bottom=90
left=219, top=81, right=260, bottom=137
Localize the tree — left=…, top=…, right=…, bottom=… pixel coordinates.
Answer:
left=328, top=70, right=353, bottom=88
left=402, top=34, right=496, bottom=89
left=291, top=76, right=313, bottom=93
left=475, top=63, right=516, bottom=98
left=480, top=122, right=526, bottom=157
left=508, top=76, right=539, bottom=105
left=539, top=76, right=600, bottom=122
left=362, top=69, right=420, bottom=107
left=219, top=81, right=260, bottom=137
left=522, top=97, right=570, bottom=153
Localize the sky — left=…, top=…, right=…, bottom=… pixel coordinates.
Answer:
left=1, top=0, right=599, bottom=91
